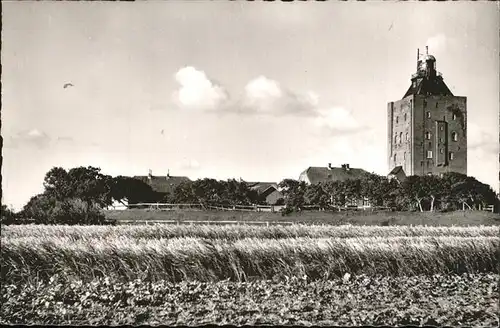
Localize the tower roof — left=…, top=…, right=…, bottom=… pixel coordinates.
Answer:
left=403, top=48, right=454, bottom=99
left=403, top=76, right=454, bottom=98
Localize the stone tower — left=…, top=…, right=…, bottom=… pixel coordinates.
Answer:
left=387, top=47, right=467, bottom=177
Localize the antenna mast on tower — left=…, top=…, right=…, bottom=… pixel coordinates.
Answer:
left=417, top=48, right=420, bottom=70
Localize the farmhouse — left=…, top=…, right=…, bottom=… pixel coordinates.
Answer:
left=133, top=170, right=191, bottom=199
left=299, top=163, right=370, bottom=185
left=299, top=163, right=371, bottom=208
left=247, top=182, right=283, bottom=205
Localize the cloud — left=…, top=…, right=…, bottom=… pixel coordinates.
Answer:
left=6, top=128, right=51, bottom=149
left=240, top=76, right=318, bottom=116
left=172, top=66, right=229, bottom=111
left=425, top=34, right=452, bottom=55
left=468, top=123, right=497, bottom=154
left=171, top=68, right=364, bottom=135
left=313, top=107, right=367, bottom=136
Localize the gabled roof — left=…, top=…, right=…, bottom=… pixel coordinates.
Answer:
left=133, top=175, right=191, bottom=194
left=403, top=76, right=454, bottom=99
left=300, top=166, right=370, bottom=185
left=247, top=182, right=279, bottom=194
left=388, top=166, right=405, bottom=176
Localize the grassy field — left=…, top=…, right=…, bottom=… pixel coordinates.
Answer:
left=4, top=224, right=499, bottom=240
left=2, top=223, right=499, bottom=325
left=105, top=209, right=500, bottom=226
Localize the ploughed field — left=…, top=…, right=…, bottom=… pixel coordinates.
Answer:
left=1, top=224, right=499, bottom=326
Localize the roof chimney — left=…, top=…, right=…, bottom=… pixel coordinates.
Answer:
left=148, top=169, right=152, bottom=180
left=328, top=163, right=332, bottom=170
left=346, top=164, right=350, bottom=171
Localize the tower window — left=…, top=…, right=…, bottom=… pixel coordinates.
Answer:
left=435, top=103, right=439, bottom=109
left=440, top=149, right=444, bottom=154
left=429, top=142, right=432, bottom=148
left=403, top=152, right=406, bottom=160
left=396, top=116, right=399, bottom=124
left=449, top=152, right=454, bottom=160
left=452, top=114, right=457, bottom=120
left=399, top=132, right=403, bottom=144
left=405, top=132, right=409, bottom=142
left=440, top=126, right=444, bottom=131
left=425, top=132, right=431, bottom=140
left=394, top=134, right=398, bottom=144
left=394, top=154, right=397, bottom=163
left=427, top=151, right=433, bottom=159
left=426, top=111, right=431, bottom=118
left=451, top=132, right=458, bottom=142
left=404, top=113, right=407, bottom=121
left=410, top=100, right=412, bottom=109
left=423, top=100, right=427, bottom=108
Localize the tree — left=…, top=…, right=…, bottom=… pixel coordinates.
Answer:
left=1, top=205, right=17, bottom=224
left=343, top=179, right=362, bottom=206
left=191, top=179, right=225, bottom=206
left=43, top=166, right=114, bottom=209
left=420, top=174, right=442, bottom=212
left=21, top=193, right=58, bottom=224
left=304, top=183, right=329, bottom=208
left=399, top=176, right=427, bottom=212
left=111, top=176, right=158, bottom=205
left=172, top=181, right=196, bottom=204
left=278, top=179, right=307, bottom=212
left=43, top=167, right=70, bottom=198
left=66, top=166, right=113, bottom=208
left=440, top=172, right=470, bottom=210
left=222, top=179, right=261, bottom=205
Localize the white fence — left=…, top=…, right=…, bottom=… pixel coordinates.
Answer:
left=105, top=202, right=380, bottom=213
left=115, top=220, right=296, bottom=226
left=107, top=203, right=286, bottom=213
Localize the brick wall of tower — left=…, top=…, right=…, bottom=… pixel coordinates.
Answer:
left=388, top=97, right=413, bottom=175
left=412, top=95, right=467, bottom=176
left=387, top=102, right=394, bottom=171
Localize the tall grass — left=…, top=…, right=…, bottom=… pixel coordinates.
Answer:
left=2, top=234, right=498, bottom=284
left=3, top=224, right=499, bottom=240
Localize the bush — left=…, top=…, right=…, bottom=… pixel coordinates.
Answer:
left=20, top=195, right=106, bottom=225
left=52, top=198, right=106, bottom=225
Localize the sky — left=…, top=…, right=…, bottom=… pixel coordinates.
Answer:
left=2, top=2, right=499, bottom=211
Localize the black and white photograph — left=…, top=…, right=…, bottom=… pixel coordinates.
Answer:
left=1, top=1, right=499, bottom=326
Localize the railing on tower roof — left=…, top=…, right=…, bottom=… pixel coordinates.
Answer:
left=411, top=71, right=443, bottom=80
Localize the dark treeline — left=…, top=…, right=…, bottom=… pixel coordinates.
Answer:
left=278, top=173, right=498, bottom=214
left=1, top=166, right=498, bottom=225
